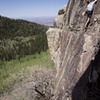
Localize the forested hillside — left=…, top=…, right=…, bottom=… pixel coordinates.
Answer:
left=0, top=16, right=48, bottom=61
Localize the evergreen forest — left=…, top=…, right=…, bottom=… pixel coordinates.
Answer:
left=0, top=15, right=48, bottom=61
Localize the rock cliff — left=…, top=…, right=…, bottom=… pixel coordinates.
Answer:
left=46, top=0, right=100, bottom=100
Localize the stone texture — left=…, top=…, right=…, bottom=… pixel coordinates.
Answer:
left=46, top=28, right=62, bottom=77
left=58, top=4, right=67, bottom=15
left=54, top=4, right=67, bottom=29
left=54, top=15, right=64, bottom=29
left=46, top=0, right=100, bottom=100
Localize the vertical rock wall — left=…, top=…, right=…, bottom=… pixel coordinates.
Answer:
left=46, top=0, right=100, bottom=99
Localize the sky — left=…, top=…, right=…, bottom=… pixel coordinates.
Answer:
left=0, top=0, right=68, bottom=18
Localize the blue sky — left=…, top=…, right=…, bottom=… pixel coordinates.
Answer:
left=0, top=0, right=68, bottom=18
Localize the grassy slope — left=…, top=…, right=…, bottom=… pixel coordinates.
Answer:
left=0, top=51, right=55, bottom=95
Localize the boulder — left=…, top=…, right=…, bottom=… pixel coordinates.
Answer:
left=54, top=4, right=67, bottom=28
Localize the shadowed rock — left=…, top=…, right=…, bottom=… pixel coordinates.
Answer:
left=46, top=0, right=100, bottom=99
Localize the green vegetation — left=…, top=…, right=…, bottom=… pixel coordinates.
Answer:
left=0, top=16, right=55, bottom=97
left=0, top=15, right=48, bottom=61
left=0, top=51, right=55, bottom=95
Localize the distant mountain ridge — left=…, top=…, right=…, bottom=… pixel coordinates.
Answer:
left=22, top=16, right=55, bottom=26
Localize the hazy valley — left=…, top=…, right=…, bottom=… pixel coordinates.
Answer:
left=22, top=16, right=55, bottom=26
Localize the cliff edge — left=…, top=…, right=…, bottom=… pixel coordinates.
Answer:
left=46, top=0, right=100, bottom=100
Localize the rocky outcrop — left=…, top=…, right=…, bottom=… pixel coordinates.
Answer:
left=54, top=4, right=67, bottom=29
left=46, top=28, right=62, bottom=77
left=46, top=0, right=100, bottom=100
left=0, top=68, right=55, bottom=100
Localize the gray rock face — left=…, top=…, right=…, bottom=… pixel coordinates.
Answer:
left=46, top=0, right=100, bottom=100
left=46, top=28, right=62, bottom=78
left=54, top=4, right=67, bottom=29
